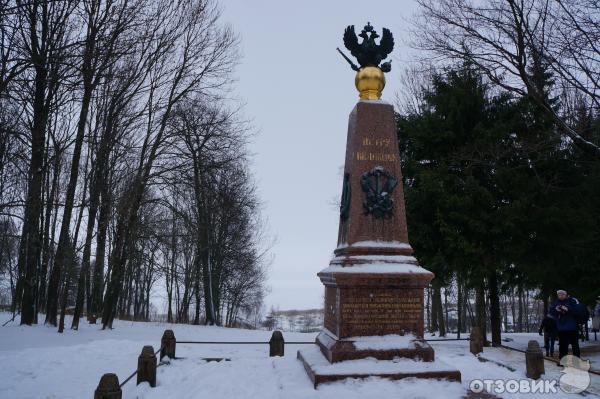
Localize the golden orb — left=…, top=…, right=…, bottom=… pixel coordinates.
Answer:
left=355, top=66, right=385, bottom=100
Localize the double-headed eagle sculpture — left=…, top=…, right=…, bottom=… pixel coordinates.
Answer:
left=338, top=22, right=394, bottom=72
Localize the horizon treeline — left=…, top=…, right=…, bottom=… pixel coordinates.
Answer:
left=0, top=0, right=268, bottom=331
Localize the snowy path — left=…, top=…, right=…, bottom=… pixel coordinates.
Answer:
left=1, top=313, right=599, bottom=399
left=501, top=332, right=600, bottom=372
left=426, top=331, right=600, bottom=372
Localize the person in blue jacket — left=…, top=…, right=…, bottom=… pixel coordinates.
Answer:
left=550, top=289, right=581, bottom=360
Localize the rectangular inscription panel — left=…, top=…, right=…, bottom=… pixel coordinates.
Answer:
left=338, top=288, right=424, bottom=338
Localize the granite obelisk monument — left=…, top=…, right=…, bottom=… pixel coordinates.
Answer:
left=297, top=23, right=461, bottom=387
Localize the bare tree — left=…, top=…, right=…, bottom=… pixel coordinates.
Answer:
left=15, top=0, right=78, bottom=325
left=0, top=0, right=268, bottom=332
left=66, top=0, right=145, bottom=330
left=101, top=0, right=238, bottom=328
left=412, top=0, right=600, bottom=154
left=0, top=0, right=27, bottom=97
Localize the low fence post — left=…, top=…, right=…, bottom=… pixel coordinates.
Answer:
left=161, top=329, right=176, bottom=360
left=94, top=373, right=122, bottom=399
left=269, top=330, right=284, bottom=357
left=470, top=327, right=483, bottom=355
left=137, top=345, right=157, bottom=387
left=525, top=340, right=544, bottom=379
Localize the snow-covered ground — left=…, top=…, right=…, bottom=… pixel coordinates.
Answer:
left=1, top=312, right=599, bottom=399
left=502, top=332, right=598, bottom=349
left=492, top=332, right=600, bottom=372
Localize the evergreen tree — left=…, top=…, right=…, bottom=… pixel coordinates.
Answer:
left=398, top=63, right=600, bottom=339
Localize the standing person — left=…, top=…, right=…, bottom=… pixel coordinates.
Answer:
left=580, top=304, right=590, bottom=341
left=539, top=314, right=557, bottom=357
left=593, top=297, right=600, bottom=332
left=550, top=289, right=581, bottom=360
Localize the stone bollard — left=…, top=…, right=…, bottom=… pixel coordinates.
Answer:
left=525, top=340, right=545, bottom=379
left=470, top=327, right=484, bottom=355
left=160, top=329, right=176, bottom=360
left=94, top=373, right=122, bottom=399
left=269, top=330, right=284, bottom=357
left=137, top=345, right=157, bottom=387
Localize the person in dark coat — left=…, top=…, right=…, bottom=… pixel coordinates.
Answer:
left=538, top=314, right=557, bottom=357
left=550, top=289, right=581, bottom=360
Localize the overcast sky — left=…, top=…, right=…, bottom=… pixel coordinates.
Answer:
left=221, top=0, right=420, bottom=310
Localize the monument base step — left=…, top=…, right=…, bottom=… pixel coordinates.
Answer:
left=297, top=345, right=461, bottom=388
left=316, top=331, right=435, bottom=362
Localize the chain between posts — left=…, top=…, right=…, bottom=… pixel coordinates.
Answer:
left=107, top=335, right=473, bottom=390
left=117, top=345, right=165, bottom=388
left=174, top=338, right=470, bottom=344
left=114, top=336, right=473, bottom=388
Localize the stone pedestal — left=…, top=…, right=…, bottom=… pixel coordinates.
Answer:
left=299, top=100, right=461, bottom=387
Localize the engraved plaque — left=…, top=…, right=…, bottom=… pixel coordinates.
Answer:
left=338, top=288, right=424, bottom=338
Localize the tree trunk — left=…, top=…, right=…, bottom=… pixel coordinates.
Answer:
left=432, top=284, right=445, bottom=336
left=510, top=290, right=516, bottom=332
left=39, top=151, right=60, bottom=316
left=47, top=46, right=95, bottom=326
left=525, top=290, right=530, bottom=332
left=431, top=285, right=440, bottom=333
left=457, top=277, right=462, bottom=338
left=488, top=270, right=502, bottom=346
left=475, top=276, right=487, bottom=343
left=58, top=275, right=70, bottom=333
left=517, top=284, right=524, bottom=333
left=102, top=180, right=142, bottom=329
left=444, top=287, right=449, bottom=331
left=89, top=172, right=111, bottom=321
left=20, top=36, right=51, bottom=325
left=426, top=286, right=431, bottom=333
left=194, top=255, right=201, bottom=325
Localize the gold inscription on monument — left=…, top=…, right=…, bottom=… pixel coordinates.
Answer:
left=355, top=135, right=396, bottom=162
left=362, top=137, right=391, bottom=147
left=341, top=292, right=422, bottom=335
left=355, top=151, right=397, bottom=162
